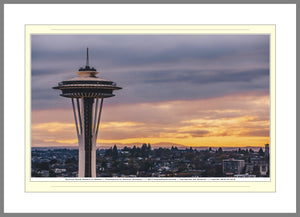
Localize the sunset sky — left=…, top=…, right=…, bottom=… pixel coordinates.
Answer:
left=31, top=35, right=270, bottom=148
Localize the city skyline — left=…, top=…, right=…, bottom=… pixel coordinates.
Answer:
left=31, top=34, right=270, bottom=148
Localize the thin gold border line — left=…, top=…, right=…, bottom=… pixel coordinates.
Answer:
left=50, top=29, right=251, bottom=31
left=51, top=185, right=250, bottom=188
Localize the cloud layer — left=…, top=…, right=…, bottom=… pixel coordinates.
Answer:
left=31, top=35, right=269, bottom=109
left=31, top=34, right=270, bottom=147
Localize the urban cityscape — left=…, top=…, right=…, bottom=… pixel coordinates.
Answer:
left=31, top=144, right=269, bottom=178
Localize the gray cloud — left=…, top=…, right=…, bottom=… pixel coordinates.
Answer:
left=31, top=34, right=270, bottom=110
left=238, top=129, right=270, bottom=137
left=183, top=130, right=211, bottom=138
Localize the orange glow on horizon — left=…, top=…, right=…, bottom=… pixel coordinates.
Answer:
left=31, top=91, right=270, bottom=148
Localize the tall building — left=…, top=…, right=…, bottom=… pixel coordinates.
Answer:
left=223, top=159, right=245, bottom=176
left=265, top=144, right=269, bottom=157
left=53, top=48, right=122, bottom=177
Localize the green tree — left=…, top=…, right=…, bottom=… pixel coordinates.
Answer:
left=112, top=145, right=118, bottom=160
left=101, top=160, right=107, bottom=168
left=207, top=168, right=217, bottom=177
left=193, top=156, right=201, bottom=169
left=258, top=148, right=264, bottom=156
left=128, top=158, right=138, bottom=175
left=65, top=157, right=76, bottom=164
left=105, top=147, right=113, bottom=156
left=39, top=161, right=50, bottom=170
left=215, top=165, right=223, bottom=177
left=49, top=159, right=57, bottom=164
left=123, top=146, right=130, bottom=152
left=217, top=147, right=223, bottom=154
left=49, top=169, right=56, bottom=177
left=253, top=165, right=260, bottom=176
left=141, top=143, right=148, bottom=157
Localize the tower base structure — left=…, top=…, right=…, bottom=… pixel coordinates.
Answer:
left=78, top=142, right=97, bottom=177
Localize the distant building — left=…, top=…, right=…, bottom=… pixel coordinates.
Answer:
left=265, top=144, right=269, bottom=157
left=259, top=164, right=269, bottom=176
left=55, top=168, right=66, bottom=174
left=40, top=170, right=49, bottom=177
left=223, top=159, right=245, bottom=175
left=245, top=163, right=254, bottom=174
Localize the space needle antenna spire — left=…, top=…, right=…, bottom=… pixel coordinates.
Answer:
left=86, top=47, right=89, bottom=67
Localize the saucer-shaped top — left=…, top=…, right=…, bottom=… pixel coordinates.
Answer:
left=53, top=71, right=121, bottom=99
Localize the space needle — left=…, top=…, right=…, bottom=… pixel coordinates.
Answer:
left=53, top=48, right=122, bottom=177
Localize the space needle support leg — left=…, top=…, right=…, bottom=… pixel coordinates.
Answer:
left=71, top=98, right=80, bottom=139
left=76, top=98, right=82, bottom=134
left=93, top=98, right=99, bottom=136
left=94, top=98, right=104, bottom=143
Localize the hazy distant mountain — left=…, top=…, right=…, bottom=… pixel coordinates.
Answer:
left=32, top=143, right=263, bottom=151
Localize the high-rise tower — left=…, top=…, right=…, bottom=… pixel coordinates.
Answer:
left=265, top=144, right=269, bottom=158
left=53, top=48, right=122, bottom=177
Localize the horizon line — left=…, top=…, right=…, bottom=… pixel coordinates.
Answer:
left=31, top=145, right=267, bottom=149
